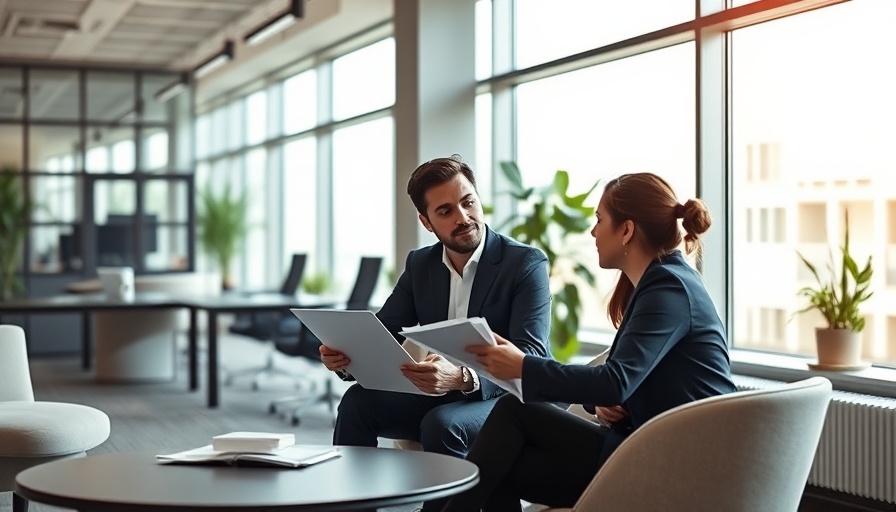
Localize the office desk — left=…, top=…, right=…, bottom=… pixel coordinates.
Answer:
left=15, top=448, right=479, bottom=511
left=0, top=292, right=336, bottom=408
left=0, top=293, right=181, bottom=371
left=185, top=293, right=337, bottom=407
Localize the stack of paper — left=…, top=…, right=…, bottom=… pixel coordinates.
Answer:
left=400, top=317, right=524, bottom=402
left=211, top=431, right=295, bottom=453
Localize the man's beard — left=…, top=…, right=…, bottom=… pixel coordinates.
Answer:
left=438, top=223, right=482, bottom=254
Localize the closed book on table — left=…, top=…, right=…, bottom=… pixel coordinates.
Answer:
left=211, top=432, right=295, bottom=453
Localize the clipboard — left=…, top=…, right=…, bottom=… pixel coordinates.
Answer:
left=289, top=309, right=441, bottom=396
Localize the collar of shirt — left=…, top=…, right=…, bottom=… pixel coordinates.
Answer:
left=441, top=228, right=486, bottom=320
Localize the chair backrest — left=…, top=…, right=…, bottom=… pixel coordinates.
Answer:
left=345, top=256, right=382, bottom=310
left=285, top=256, right=383, bottom=360
left=571, top=377, right=833, bottom=512
left=279, top=253, right=307, bottom=295
left=0, top=325, right=35, bottom=402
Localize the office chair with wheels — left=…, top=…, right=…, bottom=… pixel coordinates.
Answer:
left=224, top=253, right=307, bottom=389
left=269, top=256, right=384, bottom=426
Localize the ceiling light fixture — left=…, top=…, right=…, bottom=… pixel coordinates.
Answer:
left=193, top=40, right=234, bottom=79
left=244, top=0, right=304, bottom=46
left=154, top=73, right=189, bottom=103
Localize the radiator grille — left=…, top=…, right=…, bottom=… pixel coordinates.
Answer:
left=734, top=375, right=896, bottom=504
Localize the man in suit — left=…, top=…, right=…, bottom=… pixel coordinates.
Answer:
left=320, top=154, right=552, bottom=470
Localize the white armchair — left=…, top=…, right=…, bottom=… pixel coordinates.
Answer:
left=0, top=325, right=111, bottom=512
left=545, top=376, right=832, bottom=512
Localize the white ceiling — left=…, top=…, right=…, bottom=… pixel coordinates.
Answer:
left=0, top=0, right=272, bottom=68
left=0, top=0, right=392, bottom=94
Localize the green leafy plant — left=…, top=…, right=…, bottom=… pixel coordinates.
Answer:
left=796, top=211, right=873, bottom=331
left=301, top=272, right=330, bottom=294
left=495, top=161, right=598, bottom=361
left=197, top=183, right=248, bottom=290
left=0, top=165, right=31, bottom=300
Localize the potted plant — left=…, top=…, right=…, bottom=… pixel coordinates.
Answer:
left=796, top=211, right=873, bottom=369
left=494, top=161, right=598, bottom=361
left=197, top=183, right=248, bottom=290
left=0, top=165, right=31, bottom=300
left=301, top=272, right=330, bottom=294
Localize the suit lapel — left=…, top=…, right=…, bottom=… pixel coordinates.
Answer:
left=427, top=247, right=450, bottom=322
left=468, top=227, right=501, bottom=316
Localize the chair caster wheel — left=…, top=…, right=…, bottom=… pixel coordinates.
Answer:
left=291, top=417, right=300, bottom=426
left=268, top=404, right=277, bottom=414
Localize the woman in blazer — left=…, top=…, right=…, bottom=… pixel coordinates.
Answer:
left=441, top=172, right=737, bottom=512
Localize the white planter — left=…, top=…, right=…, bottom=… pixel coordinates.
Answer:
left=815, top=328, right=862, bottom=368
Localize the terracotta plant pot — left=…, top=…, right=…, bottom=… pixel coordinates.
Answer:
left=815, top=328, right=862, bottom=368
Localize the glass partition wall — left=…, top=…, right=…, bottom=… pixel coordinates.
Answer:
left=0, top=65, right=193, bottom=291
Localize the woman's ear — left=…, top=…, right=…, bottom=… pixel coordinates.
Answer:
left=622, top=220, right=635, bottom=245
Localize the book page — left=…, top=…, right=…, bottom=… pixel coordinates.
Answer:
left=400, top=317, right=524, bottom=402
left=157, top=445, right=340, bottom=468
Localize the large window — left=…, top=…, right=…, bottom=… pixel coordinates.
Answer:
left=514, top=43, right=696, bottom=334
left=282, top=138, right=317, bottom=272
left=3, top=65, right=189, bottom=279
left=731, top=0, right=896, bottom=365
left=514, top=0, right=693, bottom=69
left=195, top=36, right=396, bottom=295
left=332, top=38, right=395, bottom=121
left=332, top=118, right=394, bottom=295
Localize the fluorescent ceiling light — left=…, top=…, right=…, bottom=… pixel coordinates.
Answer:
left=193, top=41, right=234, bottom=79
left=245, top=0, right=304, bottom=46
left=155, top=74, right=188, bottom=103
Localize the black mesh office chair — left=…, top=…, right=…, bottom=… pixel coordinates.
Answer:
left=224, top=253, right=307, bottom=389
left=269, top=256, right=383, bottom=426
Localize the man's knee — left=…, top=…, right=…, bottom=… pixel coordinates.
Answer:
left=419, top=401, right=491, bottom=458
left=336, top=383, right=368, bottom=416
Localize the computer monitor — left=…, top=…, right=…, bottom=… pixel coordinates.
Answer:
left=97, top=214, right=158, bottom=266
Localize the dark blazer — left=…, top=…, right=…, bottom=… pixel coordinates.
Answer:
left=377, top=225, right=552, bottom=401
left=522, top=250, right=736, bottom=453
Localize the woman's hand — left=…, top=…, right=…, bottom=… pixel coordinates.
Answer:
left=319, top=344, right=350, bottom=372
left=594, top=405, right=629, bottom=427
left=466, top=332, right=525, bottom=380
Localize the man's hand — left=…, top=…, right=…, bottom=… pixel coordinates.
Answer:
left=319, top=344, right=350, bottom=372
left=466, top=332, right=525, bottom=380
left=594, top=405, right=629, bottom=428
left=400, top=354, right=464, bottom=394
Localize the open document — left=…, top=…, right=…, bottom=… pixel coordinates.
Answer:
left=290, top=309, right=442, bottom=396
left=157, top=444, right=340, bottom=468
left=400, top=317, right=524, bottom=402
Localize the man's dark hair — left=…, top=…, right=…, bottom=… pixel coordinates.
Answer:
left=406, top=154, right=477, bottom=217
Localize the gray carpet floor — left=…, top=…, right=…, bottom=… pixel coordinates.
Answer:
left=2, top=333, right=421, bottom=512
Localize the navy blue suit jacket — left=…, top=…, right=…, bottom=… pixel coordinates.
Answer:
left=522, top=250, right=736, bottom=430
left=377, top=226, right=552, bottom=401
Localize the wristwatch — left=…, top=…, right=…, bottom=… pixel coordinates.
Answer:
left=460, top=366, right=471, bottom=388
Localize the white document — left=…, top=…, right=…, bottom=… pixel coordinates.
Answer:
left=289, top=309, right=441, bottom=396
left=400, top=317, right=524, bottom=402
left=157, top=445, right=340, bottom=468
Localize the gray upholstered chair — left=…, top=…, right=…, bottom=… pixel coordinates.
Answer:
left=544, top=376, right=833, bottom=512
left=0, top=325, right=111, bottom=512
